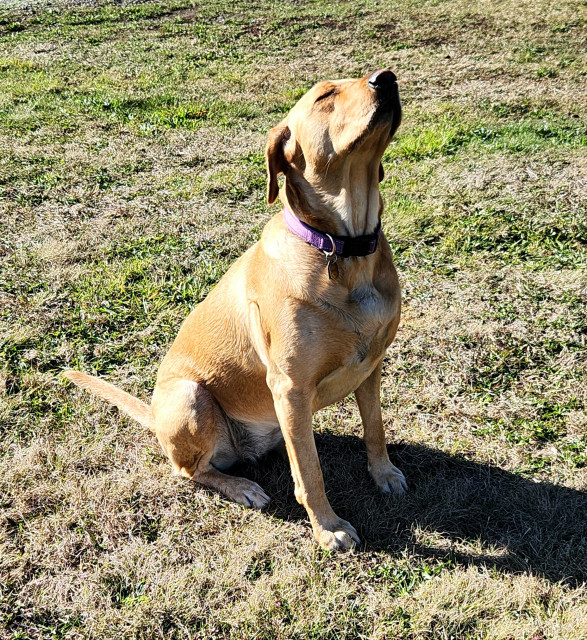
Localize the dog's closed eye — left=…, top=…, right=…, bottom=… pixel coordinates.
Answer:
left=315, top=88, right=337, bottom=103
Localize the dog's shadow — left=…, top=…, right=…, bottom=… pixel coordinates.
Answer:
left=232, top=433, right=587, bottom=586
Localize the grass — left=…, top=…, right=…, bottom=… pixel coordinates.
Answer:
left=0, top=0, right=586, bottom=638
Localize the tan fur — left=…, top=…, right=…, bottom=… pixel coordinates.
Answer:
left=64, top=70, right=407, bottom=550
left=62, top=370, right=154, bottom=430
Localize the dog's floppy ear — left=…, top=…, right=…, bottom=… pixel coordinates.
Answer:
left=379, top=162, right=384, bottom=183
left=265, top=123, right=291, bottom=204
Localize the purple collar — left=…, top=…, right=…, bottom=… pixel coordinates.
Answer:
left=282, top=208, right=382, bottom=259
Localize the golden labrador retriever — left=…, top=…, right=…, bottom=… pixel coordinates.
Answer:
left=64, top=69, right=406, bottom=550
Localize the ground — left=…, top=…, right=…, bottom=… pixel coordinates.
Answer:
left=0, top=0, right=586, bottom=638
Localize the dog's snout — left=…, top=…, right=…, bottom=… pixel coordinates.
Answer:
left=368, top=69, right=397, bottom=91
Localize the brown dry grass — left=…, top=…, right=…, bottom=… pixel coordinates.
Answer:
left=1, top=0, right=586, bottom=638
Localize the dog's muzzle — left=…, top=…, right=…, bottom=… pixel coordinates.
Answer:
left=368, top=69, right=397, bottom=90
left=368, top=69, right=401, bottom=133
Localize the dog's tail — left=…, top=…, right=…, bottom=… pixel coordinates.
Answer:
left=62, top=370, right=155, bottom=431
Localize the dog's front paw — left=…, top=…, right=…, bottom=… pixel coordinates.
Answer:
left=314, top=518, right=361, bottom=551
left=370, top=462, right=408, bottom=495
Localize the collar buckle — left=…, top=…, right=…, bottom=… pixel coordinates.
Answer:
left=323, top=233, right=338, bottom=279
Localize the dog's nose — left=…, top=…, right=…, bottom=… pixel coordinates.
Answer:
left=368, top=69, right=397, bottom=90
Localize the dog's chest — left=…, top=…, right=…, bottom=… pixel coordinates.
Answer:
left=315, top=283, right=398, bottom=409
left=349, top=283, right=388, bottom=322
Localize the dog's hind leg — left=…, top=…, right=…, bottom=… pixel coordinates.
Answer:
left=152, top=378, right=270, bottom=509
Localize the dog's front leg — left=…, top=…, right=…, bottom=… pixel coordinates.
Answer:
left=268, top=373, right=360, bottom=550
left=355, top=361, right=408, bottom=495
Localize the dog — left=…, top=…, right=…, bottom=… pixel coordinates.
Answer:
left=64, top=69, right=406, bottom=551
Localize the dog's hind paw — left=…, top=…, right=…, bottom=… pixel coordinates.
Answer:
left=226, top=478, right=271, bottom=510
left=370, top=462, right=408, bottom=495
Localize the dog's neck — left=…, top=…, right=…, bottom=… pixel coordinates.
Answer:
left=282, top=159, right=382, bottom=237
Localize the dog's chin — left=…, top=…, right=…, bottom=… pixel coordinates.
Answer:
left=364, top=107, right=400, bottom=145
left=372, top=92, right=401, bottom=137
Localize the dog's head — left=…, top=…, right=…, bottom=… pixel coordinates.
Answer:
left=266, top=69, right=401, bottom=228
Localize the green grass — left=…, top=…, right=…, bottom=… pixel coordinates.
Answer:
left=1, top=0, right=586, bottom=638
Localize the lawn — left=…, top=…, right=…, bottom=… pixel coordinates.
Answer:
left=0, top=0, right=586, bottom=638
